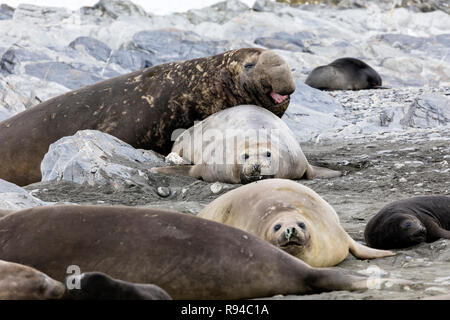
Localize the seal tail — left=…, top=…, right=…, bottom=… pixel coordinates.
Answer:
left=348, top=240, right=396, bottom=260
left=151, top=165, right=199, bottom=179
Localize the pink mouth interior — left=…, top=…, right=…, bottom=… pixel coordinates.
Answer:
left=270, top=92, right=289, bottom=104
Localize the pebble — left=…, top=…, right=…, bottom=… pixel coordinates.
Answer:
left=210, top=182, right=223, bottom=194
left=157, top=186, right=171, bottom=197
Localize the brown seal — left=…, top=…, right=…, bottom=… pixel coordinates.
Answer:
left=0, top=205, right=400, bottom=299
left=65, top=272, right=172, bottom=300
left=0, top=48, right=295, bottom=186
left=199, top=179, right=395, bottom=267
left=0, top=259, right=65, bottom=300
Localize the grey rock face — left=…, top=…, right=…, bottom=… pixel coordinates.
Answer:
left=0, top=4, right=14, bottom=20
left=0, top=45, right=50, bottom=75
left=400, top=94, right=450, bottom=128
left=80, top=0, right=149, bottom=20
left=41, top=130, right=167, bottom=188
left=0, top=179, right=47, bottom=210
left=255, top=32, right=312, bottom=53
left=69, top=37, right=112, bottom=62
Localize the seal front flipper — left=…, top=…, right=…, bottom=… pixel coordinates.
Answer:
left=348, top=239, right=396, bottom=260
left=151, top=165, right=200, bottom=179
left=304, top=164, right=342, bottom=179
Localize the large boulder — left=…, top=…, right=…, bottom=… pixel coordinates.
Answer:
left=0, top=179, right=47, bottom=210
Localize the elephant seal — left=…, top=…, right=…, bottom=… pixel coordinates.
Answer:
left=0, top=259, right=65, bottom=300
left=66, top=272, right=172, bottom=300
left=152, top=105, right=341, bottom=183
left=364, top=196, right=450, bottom=249
left=199, top=179, right=395, bottom=267
left=305, top=57, right=382, bottom=90
left=0, top=48, right=295, bottom=186
left=0, top=205, right=398, bottom=299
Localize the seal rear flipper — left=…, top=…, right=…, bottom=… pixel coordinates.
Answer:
left=305, top=164, right=342, bottom=179
left=349, top=240, right=396, bottom=260
left=151, top=165, right=201, bottom=179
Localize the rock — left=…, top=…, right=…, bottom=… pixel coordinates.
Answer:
left=41, top=130, right=166, bottom=188
left=165, top=152, right=186, bottom=165
left=210, top=182, right=223, bottom=194
left=400, top=94, right=450, bottom=128
left=80, top=0, right=149, bottom=21
left=69, top=36, right=112, bottom=62
left=0, top=179, right=47, bottom=210
left=0, top=45, right=50, bottom=75
left=157, top=186, right=171, bottom=197
left=255, top=32, right=312, bottom=53
left=0, top=4, right=14, bottom=20
left=13, top=4, right=71, bottom=24
left=111, top=29, right=229, bottom=70
left=180, top=0, right=250, bottom=25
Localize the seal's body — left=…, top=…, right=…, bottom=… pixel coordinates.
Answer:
left=199, top=179, right=395, bottom=267
left=152, top=105, right=340, bottom=183
left=305, top=57, right=382, bottom=90
left=365, top=196, right=450, bottom=249
left=0, top=205, right=383, bottom=299
left=0, top=48, right=295, bottom=186
left=0, top=259, right=65, bottom=300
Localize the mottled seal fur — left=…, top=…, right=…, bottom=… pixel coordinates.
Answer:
left=0, top=259, right=65, bottom=300
left=0, top=48, right=295, bottom=186
left=65, top=272, right=172, bottom=300
left=152, top=105, right=340, bottom=183
left=364, top=196, right=450, bottom=249
left=305, top=57, right=382, bottom=90
left=0, top=205, right=394, bottom=299
left=199, top=179, right=395, bottom=267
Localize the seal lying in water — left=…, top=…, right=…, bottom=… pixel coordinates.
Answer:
left=0, top=259, right=65, bottom=300
left=305, top=57, right=382, bottom=90
left=0, top=48, right=295, bottom=186
left=65, top=272, right=172, bottom=300
left=199, top=179, right=395, bottom=267
left=152, top=105, right=341, bottom=183
left=364, top=195, right=450, bottom=249
left=0, top=205, right=401, bottom=299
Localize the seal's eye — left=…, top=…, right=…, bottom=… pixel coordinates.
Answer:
left=298, top=222, right=306, bottom=229
left=266, top=151, right=271, bottom=157
left=244, top=62, right=255, bottom=69
left=274, top=224, right=281, bottom=231
left=243, top=154, right=249, bottom=160
left=404, top=221, right=412, bottom=229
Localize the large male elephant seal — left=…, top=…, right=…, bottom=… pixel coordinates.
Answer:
left=0, top=48, right=295, bottom=186
left=152, top=105, right=340, bottom=183
left=0, top=205, right=400, bottom=299
left=305, top=57, right=382, bottom=90
left=364, top=196, right=450, bottom=249
left=199, top=179, right=395, bottom=267
left=0, top=259, right=65, bottom=300
left=66, top=272, right=172, bottom=300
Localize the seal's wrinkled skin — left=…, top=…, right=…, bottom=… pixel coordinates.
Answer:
left=0, top=260, right=65, bottom=300
left=199, top=179, right=395, bottom=267
left=305, top=57, right=382, bottom=91
left=365, top=196, right=450, bottom=249
left=152, top=105, right=340, bottom=183
left=0, top=48, right=295, bottom=186
left=0, top=205, right=398, bottom=299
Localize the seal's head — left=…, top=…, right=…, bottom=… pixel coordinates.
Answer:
left=366, top=214, right=427, bottom=249
left=262, top=207, right=311, bottom=256
left=239, top=142, right=279, bottom=184
left=222, top=48, right=295, bottom=116
left=0, top=260, right=65, bottom=300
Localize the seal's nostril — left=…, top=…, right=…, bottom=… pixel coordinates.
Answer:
left=284, top=227, right=295, bottom=240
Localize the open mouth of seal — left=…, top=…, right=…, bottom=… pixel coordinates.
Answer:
left=280, top=240, right=303, bottom=248
left=269, top=91, right=289, bottom=104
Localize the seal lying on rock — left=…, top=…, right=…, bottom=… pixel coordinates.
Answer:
left=0, top=48, right=295, bottom=186
left=0, top=205, right=401, bottom=299
left=66, top=272, right=172, bottom=300
left=199, top=179, right=395, bottom=267
left=305, top=57, right=382, bottom=90
left=152, top=105, right=340, bottom=183
left=364, top=196, right=450, bottom=249
left=0, top=259, right=65, bottom=300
